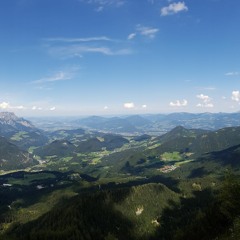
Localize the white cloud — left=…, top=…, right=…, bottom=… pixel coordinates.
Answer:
left=32, top=106, right=46, bottom=111
left=196, top=94, right=211, bottom=103
left=124, top=102, right=135, bottom=109
left=32, top=71, right=73, bottom=84
left=142, top=104, right=147, bottom=108
left=169, top=99, right=188, bottom=107
left=231, top=91, right=240, bottom=102
left=196, top=103, right=214, bottom=108
left=45, top=36, right=112, bottom=43
left=225, top=72, right=239, bottom=76
left=196, top=86, right=216, bottom=91
left=196, top=94, right=214, bottom=108
left=15, top=105, right=24, bottom=110
left=81, top=47, right=130, bottom=55
left=104, top=106, right=109, bottom=110
left=161, top=1, right=188, bottom=16
left=50, top=107, right=56, bottom=111
left=80, top=0, right=125, bottom=11
left=128, top=25, right=159, bottom=41
left=0, top=102, right=10, bottom=109
left=46, top=35, right=132, bottom=58
left=127, top=33, right=136, bottom=40
left=48, top=45, right=132, bottom=58
left=136, top=25, right=159, bottom=39
left=0, top=102, right=24, bottom=110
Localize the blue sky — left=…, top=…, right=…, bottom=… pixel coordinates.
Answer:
left=0, top=0, right=240, bottom=116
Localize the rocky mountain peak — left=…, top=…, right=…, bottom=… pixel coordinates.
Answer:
left=0, top=111, right=35, bottom=131
left=0, top=112, right=18, bottom=121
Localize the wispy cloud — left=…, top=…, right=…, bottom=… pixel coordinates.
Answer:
left=124, top=102, right=135, bottom=109
left=45, top=36, right=112, bottom=43
left=196, top=94, right=214, bottom=108
left=169, top=99, right=188, bottom=107
left=32, top=71, right=73, bottom=84
left=48, top=45, right=132, bottom=58
left=128, top=25, right=159, bottom=40
left=45, top=35, right=132, bottom=59
left=225, top=71, right=239, bottom=76
left=231, top=90, right=240, bottom=102
left=161, top=1, right=188, bottom=16
left=79, top=0, right=125, bottom=11
left=127, top=33, right=136, bottom=40
left=137, top=25, right=159, bottom=38
left=196, top=86, right=216, bottom=91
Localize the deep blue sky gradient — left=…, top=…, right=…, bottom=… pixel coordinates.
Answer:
left=0, top=0, right=240, bottom=116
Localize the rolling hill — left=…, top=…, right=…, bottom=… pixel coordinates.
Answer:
left=33, top=140, right=76, bottom=158
left=151, top=126, right=240, bottom=158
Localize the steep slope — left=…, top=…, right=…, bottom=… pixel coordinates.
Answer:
left=166, top=144, right=240, bottom=181
left=0, top=112, right=35, bottom=135
left=4, top=183, right=179, bottom=240
left=0, top=136, right=35, bottom=170
left=0, top=112, right=48, bottom=149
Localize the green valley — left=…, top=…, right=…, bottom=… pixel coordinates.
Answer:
left=1, top=112, right=240, bottom=239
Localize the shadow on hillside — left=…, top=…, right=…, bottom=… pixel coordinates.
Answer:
left=149, top=188, right=229, bottom=240
left=1, top=169, right=181, bottom=240
left=4, top=189, right=136, bottom=240
left=97, top=174, right=180, bottom=193
left=0, top=171, right=83, bottom=218
left=208, top=144, right=240, bottom=167
left=188, top=167, right=210, bottom=178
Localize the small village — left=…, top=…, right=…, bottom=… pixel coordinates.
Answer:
left=158, top=165, right=178, bottom=173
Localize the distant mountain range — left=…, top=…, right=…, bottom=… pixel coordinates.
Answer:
left=27, top=112, right=240, bottom=135
left=70, top=112, right=240, bottom=134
